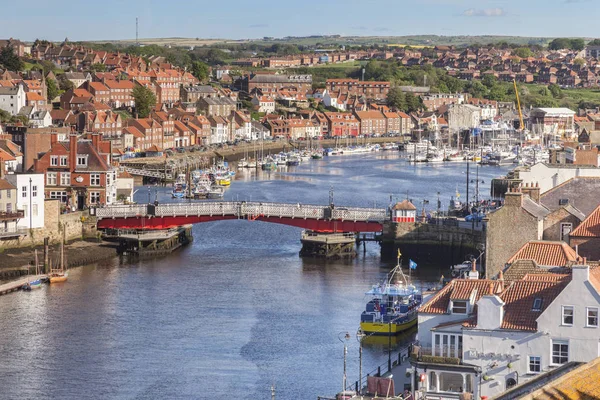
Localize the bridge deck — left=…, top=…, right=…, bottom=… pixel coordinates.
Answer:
left=93, top=201, right=388, bottom=233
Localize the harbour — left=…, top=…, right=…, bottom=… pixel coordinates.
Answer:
left=0, top=152, right=508, bottom=399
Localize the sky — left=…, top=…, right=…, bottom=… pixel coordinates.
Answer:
left=1, top=0, right=599, bottom=42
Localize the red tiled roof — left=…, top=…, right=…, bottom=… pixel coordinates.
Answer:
left=508, top=241, right=581, bottom=267
left=499, top=277, right=569, bottom=331
left=26, top=92, right=45, bottom=101
left=420, top=279, right=503, bottom=314
left=570, top=204, right=600, bottom=238
left=392, top=200, right=416, bottom=211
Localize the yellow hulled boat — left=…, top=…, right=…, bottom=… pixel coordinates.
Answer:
left=359, top=253, right=422, bottom=336
left=49, top=273, right=68, bottom=283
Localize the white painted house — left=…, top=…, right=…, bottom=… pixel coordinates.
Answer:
left=251, top=95, right=275, bottom=114
left=322, top=90, right=346, bottom=112
left=0, top=85, right=26, bottom=116
left=515, top=162, right=600, bottom=193
left=6, top=173, right=45, bottom=229
left=412, top=263, right=600, bottom=400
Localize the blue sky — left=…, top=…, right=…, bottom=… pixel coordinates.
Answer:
left=1, top=0, right=598, bottom=41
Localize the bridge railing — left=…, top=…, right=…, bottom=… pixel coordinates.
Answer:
left=332, top=207, right=387, bottom=222
left=155, top=202, right=239, bottom=217
left=241, top=202, right=326, bottom=220
left=95, top=204, right=149, bottom=218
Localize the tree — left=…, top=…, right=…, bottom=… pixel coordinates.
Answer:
left=548, top=38, right=585, bottom=51
left=90, top=63, right=107, bottom=72
left=0, top=45, right=24, bottom=71
left=59, top=79, right=74, bottom=91
left=482, top=74, right=497, bottom=89
left=386, top=87, right=407, bottom=111
left=132, top=85, right=157, bottom=118
left=571, top=38, right=586, bottom=51
left=404, top=92, right=422, bottom=113
left=548, top=84, right=562, bottom=98
left=573, top=58, right=585, bottom=66
left=588, top=39, right=600, bottom=46
left=46, top=78, right=59, bottom=102
left=191, top=61, right=209, bottom=81
left=513, top=47, right=533, bottom=58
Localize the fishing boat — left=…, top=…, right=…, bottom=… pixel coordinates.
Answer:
left=359, top=253, right=422, bottom=336
left=311, top=152, right=323, bottom=160
left=286, top=155, right=300, bottom=166
left=172, top=183, right=185, bottom=198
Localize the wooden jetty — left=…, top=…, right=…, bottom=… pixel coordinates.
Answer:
left=0, top=275, right=47, bottom=296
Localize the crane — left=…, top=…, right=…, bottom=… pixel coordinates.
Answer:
left=513, top=79, right=525, bottom=131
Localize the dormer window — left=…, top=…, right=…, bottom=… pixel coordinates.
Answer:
left=532, top=298, right=543, bottom=311
left=77, top=155, right=88, bottom=167
left=452, top=300, right=468, bottom=314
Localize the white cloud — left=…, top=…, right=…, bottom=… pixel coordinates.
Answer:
left=463, top=8, right=506, bottom=17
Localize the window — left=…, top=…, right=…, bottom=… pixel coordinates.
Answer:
left=60, top=156, right=68, bottom=166
left=587, top=307, right=598, bottom=327
left=60, top=172, right=70, bottom=186
left=452, top=300, right=468, bottom=314
left=23, top=204, right=28, bottom=218
left=560, top=223, right=573, bottom=242
left=22, top=186, right=27, bottom=198
left=552, top=340, right=569, bottom=365
left=47, top=172, right=57, bottom=186
left=33, top=204, right=38, bottom=217
left=528, top=356, right=541, bottom=373
left=91, top=174, right=100, bottom=186
left=32, top=186, right=37, bottom=197
left=532, top=298, right=543, bottom=311
left=77, top=155, right=87, bottom=166
left=50, top=155, right=58, bottom=166
left=49, top=191, right=68, bottom=203
left=562, top=306, right=574, bottom=326
left=90, top=192, right=101, bottom=204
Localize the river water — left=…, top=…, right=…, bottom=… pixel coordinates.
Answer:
left=0, top=152, right=508, bottom=400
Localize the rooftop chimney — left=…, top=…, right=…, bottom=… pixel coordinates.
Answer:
left=91, top=132, right=100, bottom=149
left=50, top=133, right=58, bottom=145
left=69, top=133, right=77, bottom=171
left=521, top=181, right=541, bottom=203
left=468, top=259, right=479, bottom=280
left=498, top=270, right=504, bottom=282
left=504, top=185, right=523, bottom=208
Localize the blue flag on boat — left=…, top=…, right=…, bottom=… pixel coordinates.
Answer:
left=409, top=259, right=418, bottom=270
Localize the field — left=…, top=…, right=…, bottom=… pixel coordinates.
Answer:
left=84, top=34, right=566, bottom=49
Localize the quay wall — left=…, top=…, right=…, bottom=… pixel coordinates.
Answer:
left=0, top=200, right=99, bottom=250
left=381, top=220, right=485, bottom=265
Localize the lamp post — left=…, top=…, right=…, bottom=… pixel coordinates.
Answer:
left=338, top=331, right=351, bottom=396
left=356, top=329, right=365, bottom=395
left=29, top=177, right=32, bottom=231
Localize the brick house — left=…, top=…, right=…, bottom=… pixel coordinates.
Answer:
left=324, top=112, right=360, bottom=137
left=151, top=111, right=175, bottom=150
left=326, top=79, right=390, bottom=100
left=197, top=97, right=237, bottom=117
left=80, top=81, right=111, bottom=104
left=104, top=79, right=135, bottom=108
left=354, top=110, right=387, bottom=136
left=32, top=133, right=117, bottom=209
left=180, top=85, right=218, bottom=103
left=126, top=118, right=164, bottom=151
left=186, top=116, right=211, bottom=145
left=174, top=120, right=191, bottom=147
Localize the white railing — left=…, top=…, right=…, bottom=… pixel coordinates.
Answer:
left=95, top=201, right=388, bottom=223
left=95, top=204, right=148, bottom=218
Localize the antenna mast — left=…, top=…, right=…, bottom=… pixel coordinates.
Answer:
left=136, top=17, right=139, bottom=46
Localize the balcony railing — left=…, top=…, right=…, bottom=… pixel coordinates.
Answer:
left=411, top=345, right=463, bottom=365
left=0, top=210, right=25, bottom=221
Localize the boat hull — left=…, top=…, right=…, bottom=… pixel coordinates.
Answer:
left=49, top=275, right=68, bottom=283
left=360, top=317, right=417, bottom=336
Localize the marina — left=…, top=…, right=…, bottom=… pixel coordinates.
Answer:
left=0, top=152, right=508, bottom=399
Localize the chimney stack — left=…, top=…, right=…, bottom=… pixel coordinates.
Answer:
left=50, top=133, right=58, bottom=145
left=91, top=132, right=100, bottom=149
left=498, top=270, right=504, bottom=282
left=69, top=133, right=77, bottom=170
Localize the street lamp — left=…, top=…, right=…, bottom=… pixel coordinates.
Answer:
left=356, top=329, right=366, bottom=395
left=338, top=331, right=351, bottom=396
left=29, top=177, right=32, bottom=232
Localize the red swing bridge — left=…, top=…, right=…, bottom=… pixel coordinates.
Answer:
left=91, top=202, right=388, bottom=258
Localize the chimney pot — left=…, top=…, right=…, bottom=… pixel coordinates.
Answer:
left=499, top=270, right=504, bottom=281
left=488, top=282, right=494, bottom=295
left=583, top=257, right=587, bottom=265
left=472, top=259, right=477, bottom=272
